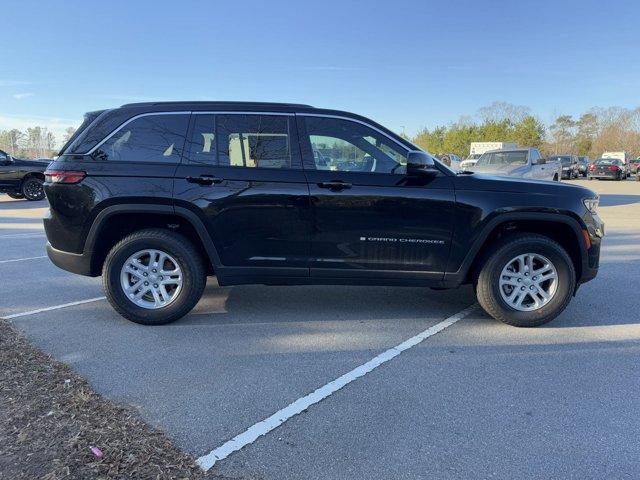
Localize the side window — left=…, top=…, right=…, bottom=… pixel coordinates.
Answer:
left=0, top=150, right=7, bottom=162
left=303, top=117, right=407, bottom=174
left=216, top=114, right=291, bottom=169
left=530, top=149, right=540, bottom=162
left=94, top=114, right=189, bottom=163
left=187, top=114, right=216, bottom=165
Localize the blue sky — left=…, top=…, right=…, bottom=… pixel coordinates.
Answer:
left=1, top=0, right=639, bottom=141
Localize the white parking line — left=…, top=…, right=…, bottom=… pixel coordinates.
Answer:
left=0, top=232, right=45, bottom=239
left=2, top=297, right=106, bottom=320
left=196, top=303, right=478, bottom=471
left=0, top=255, right=47, bottom=264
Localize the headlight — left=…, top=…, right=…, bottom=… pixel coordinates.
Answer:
left=583, top=197, right=599, bottom=214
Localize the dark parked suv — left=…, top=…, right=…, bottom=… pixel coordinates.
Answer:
left=44, top=102, right=603, bottom=327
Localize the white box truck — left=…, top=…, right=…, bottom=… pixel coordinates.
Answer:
left=602, top=151, right=628, bottom=164
left=470, top=142, right=518, bottom=156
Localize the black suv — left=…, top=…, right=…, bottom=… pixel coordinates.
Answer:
left=0, top=149, right=48, bottom=200
left=44, top=102, right=603, bottom=327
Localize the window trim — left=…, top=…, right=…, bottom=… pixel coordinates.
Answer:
left=87, top=111, right=295, bottom=157
left=298, top=114, right=413, bottom=175
left=86, top=111, right=191, bottom=155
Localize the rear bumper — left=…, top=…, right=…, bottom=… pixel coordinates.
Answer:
left=588, top=173, right=619, bottom=179
left=46, top=242, right=97, bottom=277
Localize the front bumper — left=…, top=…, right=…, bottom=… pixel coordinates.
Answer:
left=46, top=242, right=97, bottom=277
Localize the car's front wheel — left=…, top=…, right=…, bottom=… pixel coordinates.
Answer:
left=103, top=229, right=206, bottom=325
left=21, top=177, right=45, bottom=201
left=476, top=234, right=575, bottom=327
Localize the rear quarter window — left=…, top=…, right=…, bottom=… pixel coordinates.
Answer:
left=92, top=114, right=189, bottom=163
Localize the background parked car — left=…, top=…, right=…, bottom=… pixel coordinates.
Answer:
left=0, top=149, right=49, bottom=200
left=549, top=155, right=580, bottom=179
left=467, top=148, right=561, bottom=181
left=439, top=153, right=461, bottom=170
left=588, top=158, right=626, bottom=181
left=577, top=156, right=589, bottom=177
left=628, top=158, right=640, bottom=176
left=460, top=154, right=480, bottom=170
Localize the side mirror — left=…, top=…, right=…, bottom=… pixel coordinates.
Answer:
left=407, top=151, right=437, bottom=175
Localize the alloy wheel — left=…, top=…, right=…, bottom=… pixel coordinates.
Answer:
left=498, top=253, right=558, bottom=311
left=120, top=249, right=183, bottom=309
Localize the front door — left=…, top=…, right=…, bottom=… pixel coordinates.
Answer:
left=173, top=113, right=312, bottom=279
left=297, top=115, right=456, bottom=281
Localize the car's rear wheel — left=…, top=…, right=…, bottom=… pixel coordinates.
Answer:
left=21, top=177, right=45, bottom=201
left=103, top=229, right=206, bottom=325
left=6, top=192, right=24, bottom=199
left=476, top=234, right=575, bottom=327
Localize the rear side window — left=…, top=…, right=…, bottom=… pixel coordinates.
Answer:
left=93, top=114, right=189, bottom=163
left=216, top=114, right=291, bottom=169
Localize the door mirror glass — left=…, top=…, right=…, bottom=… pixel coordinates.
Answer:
left=407, top=151, right=437, bottom=175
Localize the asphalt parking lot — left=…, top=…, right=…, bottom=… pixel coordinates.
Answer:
left=2, top=178, right=640, bottom=479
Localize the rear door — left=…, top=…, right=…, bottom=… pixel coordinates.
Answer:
left=297, top=114, right=455, bottom=281
left=173, top=112, right=312, bottom=278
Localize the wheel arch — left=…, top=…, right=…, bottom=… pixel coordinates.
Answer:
left=84, top=204, right=221, bottom=276
left=446, top=212, right=588, bottom=287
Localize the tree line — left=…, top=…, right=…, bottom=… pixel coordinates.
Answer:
left=2, top=102, right=640, bottom=161
left=411, top=102, right=640, bottom=160
left=0, top=126, right=76, bottom=159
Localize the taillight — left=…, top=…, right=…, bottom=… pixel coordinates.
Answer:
left=588, top=164, right=596, bottom=171
left=608, top=165, right=619, bottom=171
left=44, top=170, right=86, bottom=184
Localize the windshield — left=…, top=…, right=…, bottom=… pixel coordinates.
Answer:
left=549, top=156, right=572, bottom=165
left=476, top=151, right=527, bottom=166
left=595, top=159, right=616, bottom=165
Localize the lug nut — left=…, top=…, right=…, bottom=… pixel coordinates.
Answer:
left=530, top=285, right=535, bottom=290
left=143, top=272, right=148, bottom=277
left=521, top=286, right=526, bottom=291
left=517, top=278, right=522, bottom=283
left=144, top=281, right=149, bottom=286
left=159, top=276, right=163, bottom=280
left=532, top=276, right=537, bottom=280
left=524, top=272, right=529, bottom=276
left=153, top=283, right=158, bottom=288
left=152, top=268, right=157, bottom=273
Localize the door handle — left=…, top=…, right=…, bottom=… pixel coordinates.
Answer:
left=318, top=181, right=352, bottom=190
left=186, top=175, right=223, bottom=186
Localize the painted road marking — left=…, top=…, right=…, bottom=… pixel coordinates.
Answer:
left=0, top=232, right=45, bottom=239
left=2, top=297, right=106, bottom=320
left=0, top=255, right=47, bottom=264
left=196, top=304, right=478, bottom=471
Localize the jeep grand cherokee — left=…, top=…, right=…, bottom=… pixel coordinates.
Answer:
left=43, top=102, right=603, bottom=327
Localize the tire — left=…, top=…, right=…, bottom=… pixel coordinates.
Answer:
left=587, top=176, right=593, bottom=181
left=21, top=177, right=45, bottom=201
left=475, top=234, right=575, bottom=327
left=6, top=192, right=24, bottom=199
left=102, top=229, right=206, bottom=325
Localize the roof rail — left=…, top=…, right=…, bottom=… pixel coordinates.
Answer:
left=120, top=101, right=314, bottom=109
